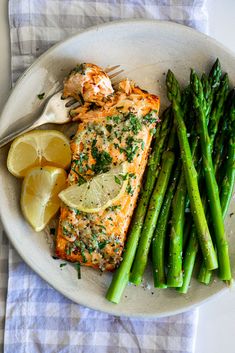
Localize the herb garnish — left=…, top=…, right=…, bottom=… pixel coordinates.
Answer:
left=122, top=136, right=139, bottom=162
left=107, top=205, right=121, bottom=211
left=73, top=153, right=89, bottom=173
left=37, top=92, right=45, bottom=100
left=74, top=263, right=81, bottom=279
left=129, top=114, right=142, bottom=134
left=91, top=139, right=112, bottom=173
left=105, top=124, right=113, bottom=133
left=144, top=111, right=156, bottom=124
left=70, top=63, right=85, bottom=75
left=126, top=183, right=134, bottom=196
left=113, top=116, right=121, bottom=124
left=114, top=176, right=121, bottom=185
left=60, top=263, right=67, bottom=268
left=98, top=241, right=108, bottom=250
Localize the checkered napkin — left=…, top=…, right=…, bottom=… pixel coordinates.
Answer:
left=0, top=0, right=208, bottom=352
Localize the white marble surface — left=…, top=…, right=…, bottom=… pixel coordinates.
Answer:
left=0, top=0, right=235, bottom=352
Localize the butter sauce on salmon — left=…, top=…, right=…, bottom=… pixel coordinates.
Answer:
left=56, top=63, right=160, bottom=271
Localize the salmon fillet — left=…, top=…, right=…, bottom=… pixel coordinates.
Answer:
left=56, top=64, right=160, bottom=271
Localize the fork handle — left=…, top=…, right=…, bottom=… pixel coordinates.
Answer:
left=0, top=122, right=38, bottom=148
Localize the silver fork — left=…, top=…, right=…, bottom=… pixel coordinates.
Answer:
left=0, top=65, right=124, bottom=148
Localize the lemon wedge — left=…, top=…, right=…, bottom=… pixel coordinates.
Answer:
left=59, top=163, right=128, bottom=213
left=7, top=130, right=71, bottom=177
left=21, top=166, right=67, bottom=231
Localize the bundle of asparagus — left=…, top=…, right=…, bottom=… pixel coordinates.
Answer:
left=106, top=59, right=235, bottom=303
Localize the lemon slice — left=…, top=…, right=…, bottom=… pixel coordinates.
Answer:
left=59, top=163, right=128, bottom=213
left=7, top=130, right=71, bottom=177
left=21, top=166, right=67, bottom=232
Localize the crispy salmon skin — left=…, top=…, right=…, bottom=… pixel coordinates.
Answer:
left=56, top=63, right=160, bottom=271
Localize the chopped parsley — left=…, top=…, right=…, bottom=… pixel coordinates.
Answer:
left=70, top=63, right=85, bottom=75
left=63, top=226, right=69, bottom=236
left=114, top=176, right=121, bottom=185
left=37, top=92, right=45, bottom=100
left=70, top=208, right=81, bottom=215
left=77, top=175, right=86, bottom=186
left=91, top=139, right=112, bottom=174
left=144, top=111, right=156, bottom=124
left=80, top=243, right=87, bottom=263
left=73, top=153, right=89, bottom=173
left=71, top=166, right=87, bottom=185
left=66, top=243, right=73, bottom=256
left=98, top=241, right=108, bottom=250
left=113, top=115, right=121, bottom=124
left=123, top=136, right=139, bottom=162
left=60, top=263, right=67, bottom=268
left=74, top=263, right=81, bottom=279
left=129, top=114, right=142, bottom=134
left=126, top=183, right=134, bottom=196
left=107, top=205, right=121, bottom=211
left=120, top=173, right=128, bottom=180
left=129, top=173, right=136, bottom=179
left=105, top=124, right=113, bottom=133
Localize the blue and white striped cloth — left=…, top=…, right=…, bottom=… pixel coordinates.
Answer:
left=0, top=1, right=208, bottom=352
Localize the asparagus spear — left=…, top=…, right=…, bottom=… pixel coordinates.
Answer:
left=152, top=161, right=181, bottom=288
left=167, top=171, right=187, bottom=287
left=197, top=260, right=212, bottom=284
left=201, top=73, right=213, bottom=120
left=179, top=61, right=224, bottom=291
left=152, top=87, right=192, bottom=289
left=178, top=225, right=199, bottom=293
left=177, top=159, right=203, bottom=293
left=106, top=110, right=171, bottom=303
left=180, top=177, right=215, bottom=290
left=166, top=70, right=218, bottom=271
left=198, top=89, right=235, bottom=285
left=186, top=73, right=230, bottom=287
left=178, top=71, right=213, bottom=292
left=171, top=72, right=208, bottom=292
left=220, top=89, right=235, bottom=217
left=191, top=70, right=231, bottom=280
left=220, top=142, right=235, bottom=217
left=198, top=121, right=234, bottom=284
left=208, top=74, right=229, bottom=145
left=198, top=149, right=235, bottom=285
left=130, top=127, right=176, bottom=285
left=208, top=58, right=222, bottom=92
left=213, top=89, right=235, bottom=178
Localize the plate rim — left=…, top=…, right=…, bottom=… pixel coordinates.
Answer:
left=0, top=18, right=234, bottom=318
left=1, top=18, right=235, bottom=121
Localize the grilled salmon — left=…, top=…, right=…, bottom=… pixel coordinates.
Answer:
left=56, top=63, right=160, bottom=271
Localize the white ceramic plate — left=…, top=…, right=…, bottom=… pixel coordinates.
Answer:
left=0, top=20, right=234, bottom=317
